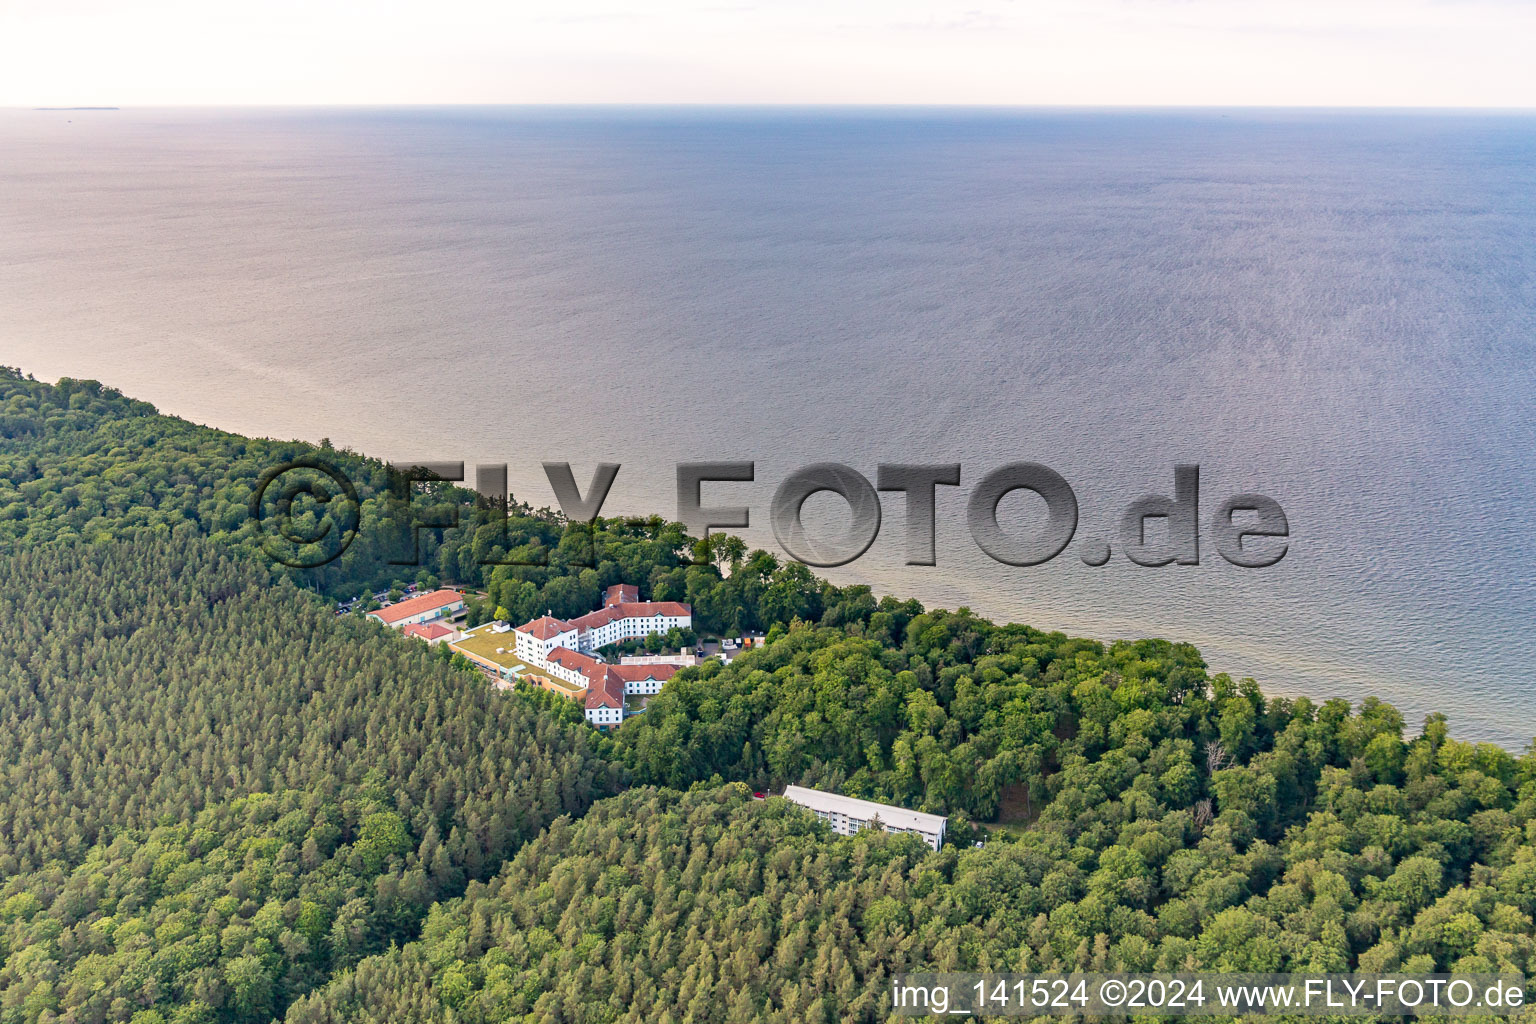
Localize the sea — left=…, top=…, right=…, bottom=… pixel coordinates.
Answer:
left=2, top=107, right=1533, bottom=746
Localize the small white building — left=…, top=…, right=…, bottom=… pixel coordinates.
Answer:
left=781, top=786, right=947, bottom=851
left=401, top=621, right=460, bottom=645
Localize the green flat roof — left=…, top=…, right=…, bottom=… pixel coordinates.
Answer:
left=450, top=623, right=539, bottom=672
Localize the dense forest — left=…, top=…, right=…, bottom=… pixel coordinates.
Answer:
left=0, top=537, right=618, bottom=1022
left=0, top=367, right=884, bottom=641
left=287, top=634, right=1536, bottom=1021
left=616, top=619, right=1205, bottom=822
left=2, top=369, right=1536, bottom=1023
left=286, top=770, right=1536, bottom=1023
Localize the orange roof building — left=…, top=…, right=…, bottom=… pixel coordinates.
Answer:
left=584, top=668, right=626, bottom=729
left=367, top=589, right=466, bottom=628
left=401, top=621, right=457, bottom=643
left=501, top=585, right=693, bottom=729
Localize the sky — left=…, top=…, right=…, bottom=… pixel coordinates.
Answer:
left=1, top=0, right=1534, bottom=108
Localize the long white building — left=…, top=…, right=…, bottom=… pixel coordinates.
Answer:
left=367, top=589, right=466, bottom=629
left=512, top=584, right=691, bottom=663
left=781, top=786, right=948, bottom=850
left=566, top=584, right=692, bottom=653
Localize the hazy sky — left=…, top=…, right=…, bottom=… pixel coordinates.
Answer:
left=1, top=0, right=1533, bottom=107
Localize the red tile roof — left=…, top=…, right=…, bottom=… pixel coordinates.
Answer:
left=604, top=584, right=641, bottom=607
left=368, top=589, right=465, bottom=625
left=515, top=615, right=575, bottom=640
left=569, top=601, right=691, bottom=632
left=608, top=663, right=680, bottom=683
left=402, top=622, right=455, bottom=640
left=584, top=668, right=625, bottom=711
left=546, top=646, right=603, bottom=678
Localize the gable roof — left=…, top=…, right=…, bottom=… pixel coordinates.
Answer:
left=569, top=601, right=691, bottom=632
left=607, top=663, right=680, bottom=684
left=603, top=583, right=641, bottom=607
left=546, top=646, right=603, bottom=678
left=515, top=615, right=575, bottom=640
left=402, top=622, right=454, bottom=640
left=368, top=589, right=465, bottom=625
left=584, top=667, right=626, bottom=711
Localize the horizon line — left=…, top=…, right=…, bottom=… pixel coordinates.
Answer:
left=10, top=102, right=1536, bottom=113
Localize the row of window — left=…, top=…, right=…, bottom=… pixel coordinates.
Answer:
left=809, top=809, right=938, bottom=845
left=587, top=620, right=689, bottom=643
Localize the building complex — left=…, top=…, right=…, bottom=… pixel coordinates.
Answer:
left=449, top=584, right=691, bottom=730
left=510, top=584, right=691, bottom=663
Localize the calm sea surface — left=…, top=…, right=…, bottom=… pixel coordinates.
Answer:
left=2, top=108, right=1533, bottom=745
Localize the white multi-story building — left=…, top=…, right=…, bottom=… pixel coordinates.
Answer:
left=584, top=669, right=625, bottom=729
left=512, top=584, right=690, bottom=660
left=543, top=646, right=603, bottom=689
left=512, top=615, right=580, bottom=664
left=609, top=663, right=676, bottom=697
left=570, top=604, right=692, bottom=652
left=504, top=585, right=691, bottom=729
left=781, top=786, right=948, bottom=851
left=576, top=662, right=677, bottom=727
left=568, top=584, right=692, bottom=653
